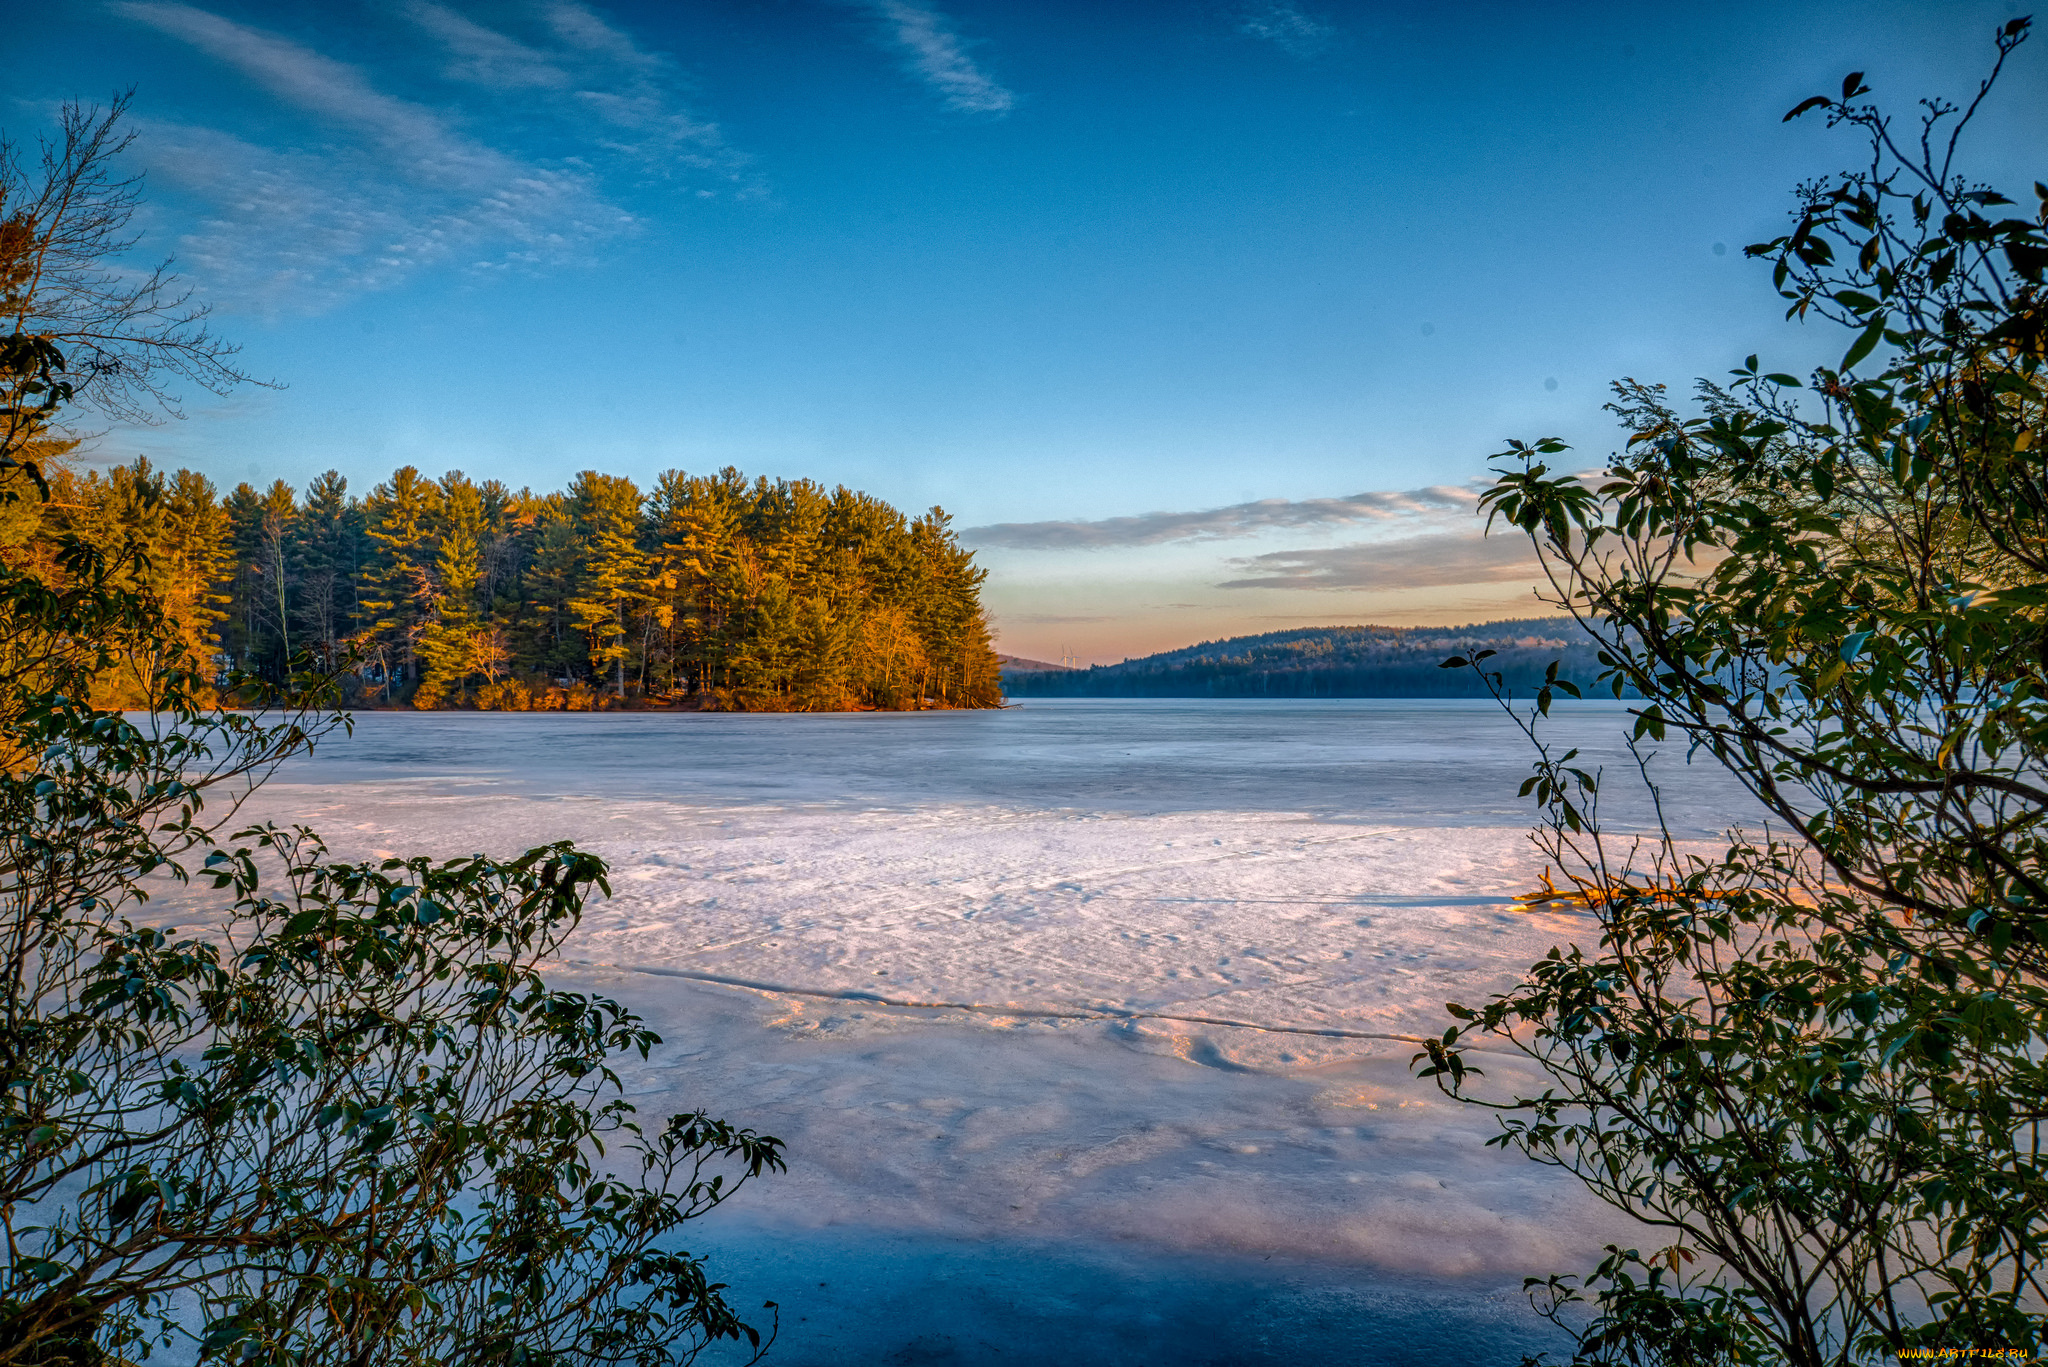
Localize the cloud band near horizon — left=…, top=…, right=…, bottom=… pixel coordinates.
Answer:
left=1217, top=529, right=1541, bottom=591
left=963, top=483, right=1483, bottom=550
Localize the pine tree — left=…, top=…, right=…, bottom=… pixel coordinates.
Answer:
left=358, top=466, right=444, bottom=701
left=415, top=473, right=505, bottom=706
left=649, top=467, right=750, bottom=698
left=295, top=470, right=358, bottom=668
left=142, top=463, right=232, bottom=691
left=516, top=496, right=583, bottom=685
left=905, top=508, right=1000, bottom=707
left=565, top=471, right=646, bottom=699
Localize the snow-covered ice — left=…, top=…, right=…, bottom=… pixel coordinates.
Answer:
left=229, top=699, right=1764, bottom=1363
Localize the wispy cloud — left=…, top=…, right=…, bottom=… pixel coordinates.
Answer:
left=542, top=0, right=664, bottom=73
left=1237, top=2, right=1334, bottom=59
left=1217, top=530, right=1541, bottom=591
left=120, top=3, right=470, bottom=159
left=530, top=1, right=737, bottom=159
left=858, top=0, right=1015, bottom=114
left=113, top=1, right=746, bottom=312
left=402, top=1, right=573, bottom=89
left=963, top=484, right=1482, bottom=550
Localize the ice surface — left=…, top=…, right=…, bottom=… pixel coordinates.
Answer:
left=217, top=700, right=1768, bottom=1362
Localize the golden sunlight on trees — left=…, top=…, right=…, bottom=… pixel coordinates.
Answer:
left=18, top=458, right=1004, bottom=713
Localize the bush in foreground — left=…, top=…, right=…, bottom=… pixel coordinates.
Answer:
left=1, top=99, right=781, bottom=1367
left=1423, top=22, right=2048, bottom=1364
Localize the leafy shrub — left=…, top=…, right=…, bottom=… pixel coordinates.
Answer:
left=1422, top=22, right=2048, bottom=1364
left=0, top=99, right=782, bottom=1366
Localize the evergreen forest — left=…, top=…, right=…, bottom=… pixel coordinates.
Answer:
left=7, top=455, right=1004, bottom=711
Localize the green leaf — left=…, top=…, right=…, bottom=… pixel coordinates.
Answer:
left=1841, top=315, right=1885, bottom=371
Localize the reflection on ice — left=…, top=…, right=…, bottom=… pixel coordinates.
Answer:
left=233, top=699, right=1766, bottom=1362
left=271, top=696, right=1755, bottom=834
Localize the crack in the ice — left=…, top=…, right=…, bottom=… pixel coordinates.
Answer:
left=593, top=962, right=1436, bottom=1044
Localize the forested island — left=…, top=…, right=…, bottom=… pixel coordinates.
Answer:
left=8, top=456, right=1003, bottom=711
left=1001, top=620, right=1608, bottom=698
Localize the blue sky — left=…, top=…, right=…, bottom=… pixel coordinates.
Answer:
left=15, top=0, right=2045, bottom=661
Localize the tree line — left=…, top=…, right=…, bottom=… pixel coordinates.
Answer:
left=8, top=455, right=1004, bottom=711
left=1003, top=620, right=1612, bottom=698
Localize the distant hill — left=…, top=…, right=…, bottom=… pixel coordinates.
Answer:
left=1000, top=619, right=1615, bottom=699
left=995, top=653, right=1074, bottom=673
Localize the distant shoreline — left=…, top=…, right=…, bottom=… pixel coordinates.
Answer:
left=1001, top=617, right=1614, bottom=700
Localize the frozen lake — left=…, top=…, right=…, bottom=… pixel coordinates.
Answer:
left=234, top=699, right=1763, bottom=1364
